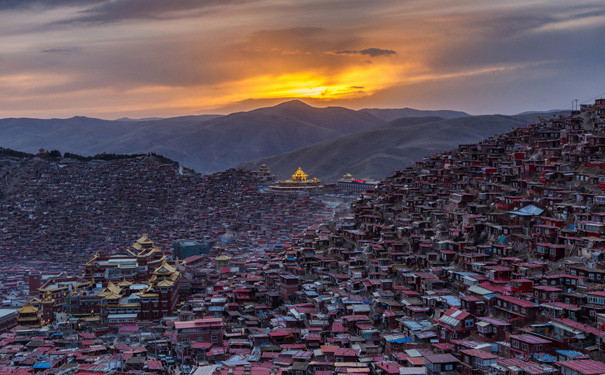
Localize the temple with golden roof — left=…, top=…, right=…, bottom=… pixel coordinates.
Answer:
left=17, top=303, right=41, bottom=328
left=267, top=167, right=322, bottom=194
left=74, top=235, right=186, bottom=325
left=83, top=234, right=166, bottom=284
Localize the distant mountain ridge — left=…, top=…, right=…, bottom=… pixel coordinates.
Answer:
left=0, top=100, right=563, bottom=179
left=0, top=100, right=383, bottom=174
left=361, top=107, right=470, bottom=121
left=239, top=112, right=554, bottom=182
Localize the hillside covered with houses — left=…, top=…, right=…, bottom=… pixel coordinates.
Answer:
left=3, top=99, right=605, bottom=375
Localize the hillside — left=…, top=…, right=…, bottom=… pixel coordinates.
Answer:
left=0, top=101, right=383, bottom=174
left=240, top=113, right=558, bottom=182
left=0, top=154, right=331, bottom=271
left=361, top=107, right=470, bottom=121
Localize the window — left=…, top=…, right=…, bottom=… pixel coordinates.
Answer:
left=512, top=340, right=519, bottom=348
left=465, top=319, right=474, bottom=328
left=211, top=335, right=218, bottom=342
left=445, top=365, right=453, bottom=371
left=535, top=345, right=543, bottom=351
left=522, top=343, right=528, bottom=351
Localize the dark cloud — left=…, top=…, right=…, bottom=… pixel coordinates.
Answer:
left=40, top=47, right=82, bottom=56
left=0, top=0, right=104, bottom=10
left=336, top=48, right=396, bottom=57
left=58, top=0, right=246, bottom=23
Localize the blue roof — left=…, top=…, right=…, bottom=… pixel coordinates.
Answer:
left=508, top=205, right=544, bottom=216
left=533, top=354, right=556, bottom=363
left=555, top=350, right=586, bottom=358
left=388, top=336, right=413, bottom=343
left=33, top=361, right=53, bottom=369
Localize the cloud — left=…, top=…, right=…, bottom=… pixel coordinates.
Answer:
left=336, top=48, right=396, bottom=57
left=0, top=0, right=104, bottom=10
left=40, top=47, right=83, bottom=56
left=58, top=0, right=246, bottom=23
left=2, top=0, right=605, bottom=118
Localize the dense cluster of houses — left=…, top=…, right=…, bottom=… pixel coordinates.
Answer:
left=3, top=100, right=605, bottom=375
left=0, top=158, right=332, bottom=304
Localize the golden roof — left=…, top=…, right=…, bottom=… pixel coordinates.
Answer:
left=215, top=254, right=231, bottom=261
left=128, top=234, right=163, bottom=257
left=117, top=279, right=133, bottom=287
left=103, top=293, right=121, bottom=300
left=153, top=259, right=177, bottom=275
left=98, top=282, right=122, bottom=298
left=136, top=234, right=154, bottom=245
left=18, top=303, right=38, bottom=314
left=259, top=164, right=271, bottom=174
left=138, top=292, right=159, bottom=298
left=116, top=303, right=140, bottom=308
left=82, top=316, right=101, bottom=322
left=156, top=280, right=175, bottom=287
left=292, top=167, right=308, bottom=182
left=107, top=281, right=121, bottom=294
left=41, top=290, right=55, bottom=304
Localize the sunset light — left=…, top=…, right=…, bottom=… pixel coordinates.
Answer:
left=0, top=0, right=603, bottom=118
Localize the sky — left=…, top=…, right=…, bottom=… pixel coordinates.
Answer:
left=1, top=0, right=605, bottom=119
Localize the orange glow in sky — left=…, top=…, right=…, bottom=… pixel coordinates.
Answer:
left=0, top=0, right=604, bottom=118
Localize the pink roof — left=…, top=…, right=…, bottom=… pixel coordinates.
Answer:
left=174, top=318, right=223, bottom=330
left=554, top=319, right=600, bottom=336
left=556, top=360, right=605, bottom=375
left=335, top=348, right=359, bottom=357
left=374, top=362, right=401, bottom=374
left=496, top=295, right=537, bottom=308
left=443, top=307, right=470, bottom=320
left=190, top=342, right=212, bottom=350
left=461, top=349, right=498, bottom=359
left=510, top=334, right=551, bottom=344
left=146, top=360, right=163, bottom=370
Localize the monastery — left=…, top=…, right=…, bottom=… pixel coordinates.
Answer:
left=267, top=167, right=322, bottom=194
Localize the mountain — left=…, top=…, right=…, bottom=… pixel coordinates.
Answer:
left=0, top=101, right=384, bottom=174
left=515, top=109, right=570, bottom=116
left=361, top=107, right=470, bottom=122
left=239, top=112, right=551, bottom=182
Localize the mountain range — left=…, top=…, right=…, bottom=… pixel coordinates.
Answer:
left=0, top=100, right=563, bottom=181
left=239, top=112, right=556, bottom=182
